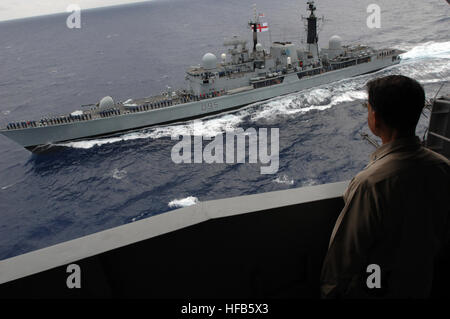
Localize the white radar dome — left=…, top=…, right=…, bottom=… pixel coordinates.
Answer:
left=329, top=35, right=343, bottom=50
left=202, top=53, right=218, bottom=70
left=255, top=43, right=263, bottom=52
left=99, top=96, right=114, bottom=109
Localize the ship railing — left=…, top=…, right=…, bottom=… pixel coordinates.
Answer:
left=5, top=113, right=94, bottom=130
left=5, top=91, right=234, bottom=130
left=296, top=67, right=323, bottom=79
left=125, top=98, right=180, bottom=113
left=196, top=90, right=225, bottom=100
left=252, top=77, right=285, bottom=89
left=99, top=109, right=121, bottom=118
left=6, top=121, right=38, bottom=130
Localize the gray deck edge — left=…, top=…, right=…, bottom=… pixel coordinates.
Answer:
left=0, top=180, right=349, bottom=285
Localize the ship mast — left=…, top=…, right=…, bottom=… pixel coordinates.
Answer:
left=306, top=1, right=318, bottom=45
left=302, top=1, right=321, bottom=61
left=248, top=4, right=259, bottom=53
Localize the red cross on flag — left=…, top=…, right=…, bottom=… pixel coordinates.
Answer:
left=256, top=22, right=269, bottom=32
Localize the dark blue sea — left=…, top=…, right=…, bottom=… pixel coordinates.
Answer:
left=0, top=0, right=449, bottom=260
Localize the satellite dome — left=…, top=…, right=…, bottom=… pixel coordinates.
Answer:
left=329, top=35, right=342, bottom=50
left=202, top=53, right=218, bottom=70
left=255, top=43, right=263, bottom=52
left=99, top=96, right=114, bottom=109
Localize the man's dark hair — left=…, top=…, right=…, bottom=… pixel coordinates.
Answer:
left=366, top=75, right=425, bottom=132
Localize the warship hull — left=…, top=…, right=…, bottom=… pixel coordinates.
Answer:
left=1, top=56, right=398, bottom=152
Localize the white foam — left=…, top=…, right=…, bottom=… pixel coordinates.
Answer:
left=131, top=212, right=146, bottom=222
left=59, top=113, right=247, bottom=149
left=400, top=41, right=450, bottom=61
left=396, top=59, right=450, bottom=83
left=273, top=174, right=294, bottom=185
left=151, top=114, right=245, bottom=139
left=420, top=78, right=449, bottom=84
left=251, top=85, right=367, bottom=122
left=1, top=183, right=15, bottom=190
left=111, top=168, right=127, bottom=180
left=301, top=179, right=318, bottom=187
left=58, top=135, right=137, bottom=149
left=168, top=196, right=199, bottom=208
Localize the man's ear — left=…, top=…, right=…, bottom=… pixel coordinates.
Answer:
left=367, top=103, right=379, bottom=136
left=373, top=110, right=383, bottom=130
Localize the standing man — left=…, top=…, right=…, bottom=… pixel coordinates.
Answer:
left=320, top=75, right=450, bottom=298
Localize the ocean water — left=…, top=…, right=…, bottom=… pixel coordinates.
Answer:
left=0, top=0, right=449, bottom=260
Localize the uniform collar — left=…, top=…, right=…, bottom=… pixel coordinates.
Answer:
left=369, top=136, right=421, bottom=163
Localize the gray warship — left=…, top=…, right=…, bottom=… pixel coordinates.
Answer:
left=1, top=1, right=403, bottom=152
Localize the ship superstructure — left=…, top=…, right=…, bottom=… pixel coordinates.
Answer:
left=1, top=1, right=403, bottom=152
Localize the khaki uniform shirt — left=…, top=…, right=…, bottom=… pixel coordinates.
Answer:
left=320, top=136, right=450, bottom=298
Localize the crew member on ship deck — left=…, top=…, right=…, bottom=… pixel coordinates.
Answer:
left=320, top=75, right=450, bottom=298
